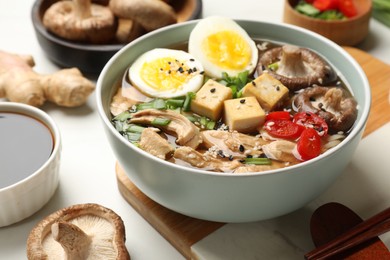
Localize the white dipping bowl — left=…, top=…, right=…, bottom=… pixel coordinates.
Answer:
left=96, top=19, right=370, bottom=223
left=0, top=102, right=61, bottom=227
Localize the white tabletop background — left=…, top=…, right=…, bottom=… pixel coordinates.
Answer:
left=1, top=1, right=389, bottom=259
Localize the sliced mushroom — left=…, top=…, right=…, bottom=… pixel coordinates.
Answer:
left=130, top=109, right=202, bottom=149
left=201, top=130, right=269, bottom=158
left=174, top=146, right=242, bottom=172
left=257, top=45, right=337, bottom=91
left=293, top=86, right=358, bottom=133
left=262, top=140, right=299, bottom=163
left=139, top=128, right=174, bottom=160
left=109, top=0, right=177, bottom=32
left=27, top=203, right=130, bottom=260
left=43, top=0, right=117, bottom=43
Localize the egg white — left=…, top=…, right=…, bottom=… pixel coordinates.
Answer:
left=129, top=48, right=204, bottom=98
left=188, top=16, right=258, bottom=79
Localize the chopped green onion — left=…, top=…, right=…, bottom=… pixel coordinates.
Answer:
left=113, top=111, right=132, bottom=121
left=126, top=132, right=141, bottom=142
left=206, top=121, right=216, bottom=130
left=183, top=92, right=196, bottom=112
left=244, top=157, right=272, bottom=165
left=199, top=116, right=208, bottom=126
left=153, top=99, right=166, bottom=110
left=152, top=117, right=171, bottom=126
left=237, top=70, right=249, bottom=86
left=166, top=99, right=185, bottom=108
left=267, top=62, right=279, bottom=71
left=126, top=124, right=145, bottom=133
left=113, top=120, right=124, bottom=132
left=219, top=70, right=252, bottom=98
left=185, top=114, right=198, bottom=122
left=136, top=99, right=167, bottom=111
left=136, top=102, right=154, bottom=110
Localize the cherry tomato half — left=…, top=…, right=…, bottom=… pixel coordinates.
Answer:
left=313, top=0, right=339, bottom=11
left=265, top=119, right=304, bottom=139
left=338, top=0, right=357, bottom=18
left=293, top=112, right=328, bottom=136
left=296, top=128, right=322, bottom=161
left=266, top=111, right=291, bottom=121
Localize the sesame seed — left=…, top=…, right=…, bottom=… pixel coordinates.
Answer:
left=190, top=58, right=195, bottom=61
left=210, top=88, right=216, bottom=93
left=240, top=99, right=246, bottom=104
left=239, top=144, right=245, bottom=152
left=251, top=81, right=256, bottom=86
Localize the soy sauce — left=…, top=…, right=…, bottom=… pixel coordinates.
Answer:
left=0, top=112, right=54, bottom=189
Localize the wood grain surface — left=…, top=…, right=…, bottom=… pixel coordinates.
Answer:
left=116, top=47, right=390, bottom=259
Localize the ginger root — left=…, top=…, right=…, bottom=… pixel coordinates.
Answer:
left=0, top=50, right=95, bottom=107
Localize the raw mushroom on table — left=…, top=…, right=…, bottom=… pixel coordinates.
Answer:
left=27, top=203, right=130, bottom=260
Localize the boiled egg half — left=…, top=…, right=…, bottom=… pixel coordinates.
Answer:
left=128, top=48, right=204, bottom=98
left=189, top=16, right=258, bottom=79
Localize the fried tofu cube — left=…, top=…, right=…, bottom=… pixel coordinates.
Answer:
left=242, top=73, right=289, bottom=111
left=223, top=97, right=265, bottom=133
left=191, top=79, right=233, bottom=120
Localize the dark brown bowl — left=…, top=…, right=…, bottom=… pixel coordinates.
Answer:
left=31, top=0, right=202, bottom=75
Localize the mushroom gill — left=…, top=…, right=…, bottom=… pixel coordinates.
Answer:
left=27, top=203, right=130, bottom=260
left=293, top=86, right=358, bottom=133
left=257, top=45, right=337, bottom=91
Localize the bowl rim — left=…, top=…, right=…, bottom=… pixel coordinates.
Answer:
left=0, top=102, right=61, bottom=193
left=96, top=18, right=371, bottom=178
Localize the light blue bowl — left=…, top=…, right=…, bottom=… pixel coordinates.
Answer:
left=96, top=19, right=370, bottom=222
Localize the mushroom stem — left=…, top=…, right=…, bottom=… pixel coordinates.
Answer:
left=52, top=221, right=92, bottom=260
left=278, top=45, right=312, bottom=78
left=74, top=0, right=92, bottom=19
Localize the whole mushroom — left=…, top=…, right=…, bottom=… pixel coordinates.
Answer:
left=43, top=0, right=117, bottom=44
left=27, top=203, right=130, bottom=260
left=293, top=86, right=358, bottom=134
left=109, top=0, right=177, bottom=32
left=257, top=45, right=337, bottom=91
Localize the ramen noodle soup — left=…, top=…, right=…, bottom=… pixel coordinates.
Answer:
left=109, top=16, right=358, bottom=173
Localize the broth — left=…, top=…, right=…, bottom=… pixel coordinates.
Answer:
left=0, top=112, right=54, bottom=188
left=110, top=39, right=357, bottom=173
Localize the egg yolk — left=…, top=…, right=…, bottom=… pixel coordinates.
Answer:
left=140, top=57, right=196, bottom=91
left=202, top=30, right=252, bottom=71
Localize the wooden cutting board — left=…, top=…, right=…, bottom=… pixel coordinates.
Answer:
left=116, top=47, right=390, bottom=259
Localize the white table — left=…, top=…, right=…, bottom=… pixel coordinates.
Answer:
left=1, top=1, right=389, bottom=259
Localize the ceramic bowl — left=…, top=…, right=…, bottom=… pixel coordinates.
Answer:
left=283, top=0, right=372, bottom=46
left=96, top=19, right=371, bottom=222
left=31, top=0, right=203, bottom=75
left=0, top=102, right=61, bottom=227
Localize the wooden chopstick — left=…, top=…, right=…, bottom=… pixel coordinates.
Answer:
left=305, top=206, right=390, bottom=259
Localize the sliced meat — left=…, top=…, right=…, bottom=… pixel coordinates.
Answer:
left=201, top=130, right=269, bottom=158
left=139, top=128, right=174, bottom=160
left=173, top=146, right=242, bottom=172
left=262, top=140, right=299, bottom=163
left=130, top=109, right=202, bottom=149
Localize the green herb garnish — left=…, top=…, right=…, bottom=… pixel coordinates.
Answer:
left=244, top=157, right=272, bottom=165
